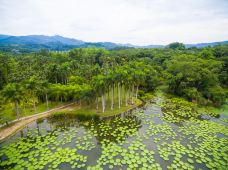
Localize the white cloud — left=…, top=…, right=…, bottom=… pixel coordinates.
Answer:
left=0, top=0, right=228, bottom=45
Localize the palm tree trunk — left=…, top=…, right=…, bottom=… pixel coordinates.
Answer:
left=111, top=84, right=114, bottom=110
left=23, top=102, right=26, bottom=115
left=102, top=93, right=105, bottom=113
left=120, top=83, right=122, bottom=105
left=104, top=93, right=106, bottom=110
left=101, top=95, right=104, bottom=112
left=33, top=97, right=37, bottom=113
left=15, top=101, right=20, bottom=120
left=131, top=84, right=134, bottom=104
left=125, top=88, right=128, bottom=106
left=46, top=93, right=49, bottom=110
left=108, top=87, right=110, bottom=101
left=118, top=83, right=121, bottom=109
left=30, top=106, right=33, bottom=113
left=136, top=85, right=139, bottom=99
left=96, top=97, right=99, bottom=111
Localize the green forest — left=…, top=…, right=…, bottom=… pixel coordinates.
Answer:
left=0, top=43, right=227, bottom=123
left=0, top=43, right=228, bottom=170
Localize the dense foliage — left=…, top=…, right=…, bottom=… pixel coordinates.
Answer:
left=0, top=44, right=227, bottom=121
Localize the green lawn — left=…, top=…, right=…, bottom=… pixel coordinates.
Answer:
left=0, top=101, right=64, bottom=124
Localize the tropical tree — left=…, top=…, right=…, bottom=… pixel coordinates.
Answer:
left=167, top=42, right=185, bottom=50
left=91, top=76, right=102, bottom=111
left=107, top=69, right=116, bottom=110
left=0, top=54, right=13, bottom=89
left=92, top=75, right=107, bottom=112
left=25, top=77, right=41, bottom=113
left=81, top=84, right=95, bottom=104
left=115, top=66, right=128, bottom=108
left=49, top=84, right=67, bottom=103
left=133, top=62, right=146, bottom=99
left=166, top=55, right=225, bottom=105
left=1, top=83, right=24, bottom=119
left=39, top=80, right=50, bottom=110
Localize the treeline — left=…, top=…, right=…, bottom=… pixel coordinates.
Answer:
left=0, top=43, right=227, bottom=119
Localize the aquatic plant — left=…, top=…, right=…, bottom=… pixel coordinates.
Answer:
left=0, top=94, right=227, bottom=170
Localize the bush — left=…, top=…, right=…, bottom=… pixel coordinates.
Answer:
left=207, top=86, right=226, bottom=106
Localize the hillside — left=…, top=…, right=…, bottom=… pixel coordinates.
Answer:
left=0, top=34, right=227, bottom=52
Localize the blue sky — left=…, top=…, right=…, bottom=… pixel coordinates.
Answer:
left=0, top=0, right=228, bottom=45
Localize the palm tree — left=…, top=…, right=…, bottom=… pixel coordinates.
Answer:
left=25, top=77, right=40, bottom=113
left=47, top=64, right=60, bottom=84
left=107, top=69, right=116, bottom=110
left=128, top=65, right=136, bottom=105
left=134, top=62, right=146, bottom=99
left=40, top=80, right=50, bottom=110
left=92, top=75, right=106, bottom=112
left=124, top=68, right=132, bottom=106
left=124, top=75, right=131, bottom=106
left=81, top=84, right=95, bottom=104
left=59, top=62, right=71, bottom=84
left=2, top=83, right=24, bottom=119
left=115, top=66, right=127, bottom=109
left=92, top=76, right=102, bottom=111
left=68, top=84, right=82, bottom=103
left=93, top=75, right=107, bottom=113
left=49, top=84, right=66, bottom=103
left=21, top=92, right=30, bottom=116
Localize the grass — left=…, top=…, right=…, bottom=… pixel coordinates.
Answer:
left=0, top=87, right=143, bottom=125
left=197, top=104, right=228, bottom=116
left=52, top=88, right=143, bottom=118
left=156, top=87, right=228, bottom=116
left=0, top=101, right=65, bottom=124
left=73, top=87, right=143, bottom=117
left=72, top=98, right=142, bottom=117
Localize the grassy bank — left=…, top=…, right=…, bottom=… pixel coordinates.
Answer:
left=52, top=86, right=143, bottom=118
left=0, top=86, right=143, bottom=126
left=156, top=89, right=228, bottom=117
left=0, top=101, right=65, bottom=124
left=197, top=104, right=228, bottom=116
left=52, top=98, right=142, bottom=118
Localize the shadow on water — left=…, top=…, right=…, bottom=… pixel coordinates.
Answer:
left=45, top=112, right=142, bottom=144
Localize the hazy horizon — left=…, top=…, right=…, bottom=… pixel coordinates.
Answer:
left=1, top=33, right=228, bottom=46
left=0, top=0, right=228, bottom=45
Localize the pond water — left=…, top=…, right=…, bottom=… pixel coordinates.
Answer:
left=0, top=96, right=228, bottom=170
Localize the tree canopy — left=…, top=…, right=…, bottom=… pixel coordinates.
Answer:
left=0, top=45, right=227, bottom=119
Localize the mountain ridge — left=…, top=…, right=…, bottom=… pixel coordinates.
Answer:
left=0, top=34, right=227, bottom=52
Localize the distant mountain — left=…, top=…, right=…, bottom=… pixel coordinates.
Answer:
left=0, top=34, right=227, bottom=52
left=0, top=35, right=127, bottom=52
left=185, top=41, right=228, bottom=48
left=0, top=35, right=84, bottom=45
left=0, top=35, right=10, bottom=40
left=116, top=43, right=164, bottom=48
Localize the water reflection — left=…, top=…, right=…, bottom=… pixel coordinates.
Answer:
left=45, top=112, right=142, bottom=144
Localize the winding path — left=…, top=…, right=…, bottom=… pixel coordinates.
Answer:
left=0, top=103, right=76, bottom=142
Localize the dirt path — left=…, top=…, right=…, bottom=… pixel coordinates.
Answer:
left=0, top=103, right=77, bottom=142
